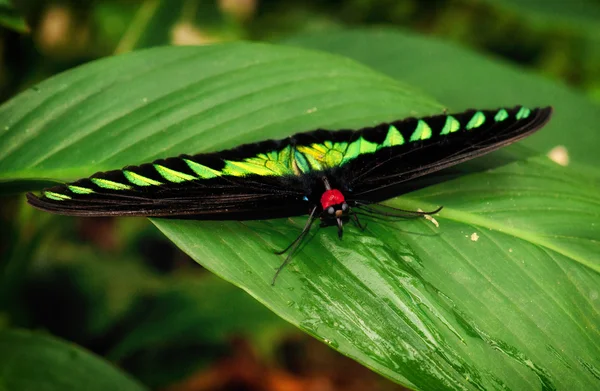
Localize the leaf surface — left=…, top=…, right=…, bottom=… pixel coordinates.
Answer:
left=0, top=329, right=146, bottom=391
left=0, top=42, right=438, bottom=184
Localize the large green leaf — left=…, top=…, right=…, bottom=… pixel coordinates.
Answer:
left=0, top=42, right=439, bottom=185
left=1, top=39, right=599, bottom=391
left=0, top=329, right=146, bottom=391
left=283, top=28, right=600, bottom=166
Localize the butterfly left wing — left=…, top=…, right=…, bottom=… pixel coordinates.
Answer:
left=27, top=154, right=309, bottom=219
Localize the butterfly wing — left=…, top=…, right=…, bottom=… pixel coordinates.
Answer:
left=338, top=106, right=553, bottom=203
left=27, top=153, right=310, bottom=219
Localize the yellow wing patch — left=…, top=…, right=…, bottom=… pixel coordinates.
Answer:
left=296, top=142, right=348, bottom=169
left=221, top=145, right=296, bottom=177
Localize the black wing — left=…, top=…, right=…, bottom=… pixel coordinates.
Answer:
left=340, top=106, right=553, bottom=203
left=27, top=155, right=309, bottom=219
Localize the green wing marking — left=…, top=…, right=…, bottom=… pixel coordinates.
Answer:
left=275, top=145, right=294, bottom=172
left=222, top=159, right=279, bottom=176
left=154, top=164, right=196, bottom=183
left=296, top=142, right=347, bottom=169
left=256, top=147, right=295, bottom=175
left=68, top=185, right=95, bottom=195
left=292, top=149, right=311, bottom=174
left=184, top=159, right=221, bottom=179
left=410, top=120, right=432, bottom=141
left=323, top=142, right=347, bottom=167
left=44, top=191, right=72, bottom=201
left=221, top=145, right=298, bottom=177
left=382, top=125, right=405, bottom=147
left=516, top=107, right=531, bottom=120
left=466, top=111, right=486, bottom=130
left=123, top=170, right=163, bottom=186
left=494, top=109, right=509, bottom=122
left=342, top=137, right=378, bottom=164
left=440, top=115, right=460, bottom=135
left=91, top=178, right=132, bottom=190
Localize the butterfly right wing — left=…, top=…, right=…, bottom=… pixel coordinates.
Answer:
left=340, top=106, right=553, bottom=203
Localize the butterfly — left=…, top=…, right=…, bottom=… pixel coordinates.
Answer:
left=27, top=106, right=553, bottom=283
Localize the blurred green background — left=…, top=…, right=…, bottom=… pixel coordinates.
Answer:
left=1, top=1, right=598, bottom=390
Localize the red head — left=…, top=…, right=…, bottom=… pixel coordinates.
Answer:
left=320, top=189, right=345, bottom=211
left=320, top=189, right=349, bottom=238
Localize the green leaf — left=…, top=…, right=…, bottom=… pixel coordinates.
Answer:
left=106, top=275, right=291, bottom=388
left=0, top=329, right=146, bottom=391
left=1, top=39, right=599, bottom=391
left=0, top=42, right=440, bottom=186
left=0, top=1, right=29, bottom=33
left=282, top=28, right=600, bottom=166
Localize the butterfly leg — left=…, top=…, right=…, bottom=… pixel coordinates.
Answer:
left=272, top=206, right=318, bottom=285
left=351, top=212, right=367, bottom=231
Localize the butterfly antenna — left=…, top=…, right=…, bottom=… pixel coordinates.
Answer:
left=272, top=206, right=318, bottom=286
left=274, top=206, right=318, bottom=255
left=355, top=201, right=443, bottom=217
